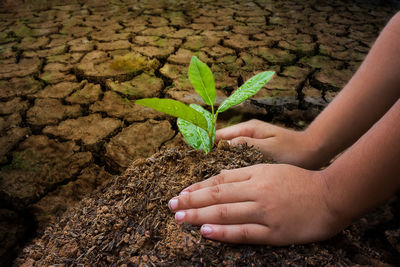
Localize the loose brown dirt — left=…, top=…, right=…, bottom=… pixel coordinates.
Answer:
left=15, top=144, right=400, bottom=266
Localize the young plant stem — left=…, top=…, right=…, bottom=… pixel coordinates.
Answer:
left=207, top=105, right=215, bottom=151
left=208, top=131, right=213, bottom=151
left=208, top=111, right=218, bottom=151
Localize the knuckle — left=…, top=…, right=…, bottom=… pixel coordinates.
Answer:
left=209, top=185, right=222, bottom=202
left=249, top=119, right=261, bottom=127
left=239, top=225, right=251, bottom=242
left=188, top=183, right=199, bottom=191
left=219, top=169, right=229, bottom=174
left=219, top=227, right=226, bottom=240
left=234, top=137, right=247, bottom=144
left=216, top=205, right=229, bottom=220
left=256, top=205, right=268, bottom=220
left=213, top=173, right=226, bottom=186
left=181, top=193, right=192, bottom=208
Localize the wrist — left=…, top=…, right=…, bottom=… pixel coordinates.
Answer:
left=294, top=130, right=331, bottom=169
left=318, top=167, right=355, bottom=226
left=314, top=168, right=353, bottom=234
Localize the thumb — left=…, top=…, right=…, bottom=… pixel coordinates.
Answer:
left=216, top=120, right=262, bottom=141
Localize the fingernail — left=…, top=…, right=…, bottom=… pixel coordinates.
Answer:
left=168, top=198, right=178, bottom=210
left=175, top=211, right=185, bottom=222
left=201, top=225, right=213, bottom=235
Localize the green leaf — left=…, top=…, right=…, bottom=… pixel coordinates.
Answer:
left=217, top=71, right=275, bottom=113
left=135, top=98, right=208, bottom=130
left=177, top=104, right=214, bottom=153
left=188, top=56, right=216, bottom=106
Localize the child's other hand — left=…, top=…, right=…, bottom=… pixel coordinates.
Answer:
left=168, top=164, right=344, bottom=245
left=216, top=119, right=325, bottom=169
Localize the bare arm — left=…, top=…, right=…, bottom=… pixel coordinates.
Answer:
left=322, top=98, right=400, bottom=223
left=306, top=11, right=400, bottom=167
left=217, top=12, right=400, bottom=169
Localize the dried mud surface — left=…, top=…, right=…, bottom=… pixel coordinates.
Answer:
left=16, top=145, right=400, bottom=266
left=0, top=0, right=399, bottom=265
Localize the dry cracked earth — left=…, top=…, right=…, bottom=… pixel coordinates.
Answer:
left=0, top=0, right=398, bottom=265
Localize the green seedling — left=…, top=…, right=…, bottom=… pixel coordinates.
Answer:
left=136, top=56, right=274, bottom=153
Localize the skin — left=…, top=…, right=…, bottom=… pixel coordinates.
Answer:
left=168, top=12, right=400, bottom=245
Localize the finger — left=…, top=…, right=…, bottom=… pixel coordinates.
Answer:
left=180, top=166, right=254, bottom=194
left=215, top=120, right=261, bottom=141
left=175, top=202, right=264, bottom=226
left=200, top=223, right=271, bottom=244
left=171, top=180, right=253, bottom=211
left=216, top=119, right=277, bottom=141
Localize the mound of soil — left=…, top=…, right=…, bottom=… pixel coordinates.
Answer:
left=16, top=144, right=400, bottom=266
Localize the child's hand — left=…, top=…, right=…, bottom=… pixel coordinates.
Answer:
left=216, top=120, right=325, bottom=169
left=168, top=164, right=344, bottom=245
